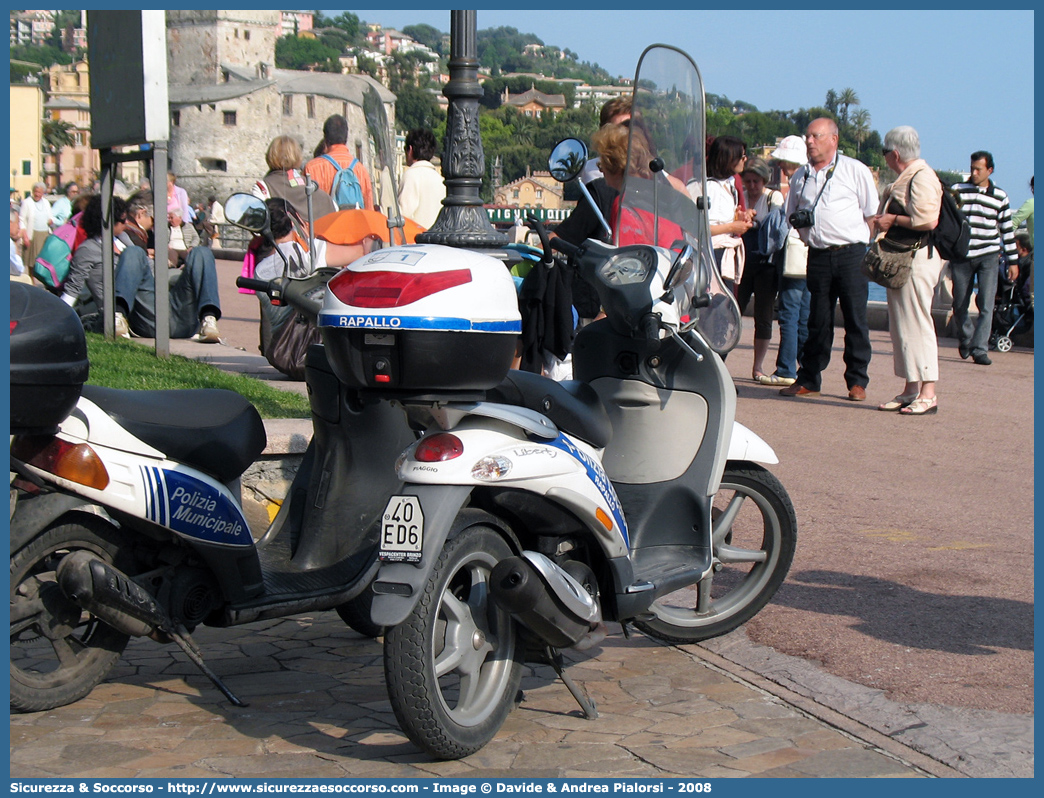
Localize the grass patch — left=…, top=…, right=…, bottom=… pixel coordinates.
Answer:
left=85, top=333, right=310, bottom=419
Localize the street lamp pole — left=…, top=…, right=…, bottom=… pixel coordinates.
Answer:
left=416, top=10, right=506, bottom=248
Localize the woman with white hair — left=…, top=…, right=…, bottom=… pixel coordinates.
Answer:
left=873, top=125, right=944, bottom=415
left=18, top=182, right=52, bottom=267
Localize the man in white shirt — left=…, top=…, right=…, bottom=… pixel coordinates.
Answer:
left=780, top=118, right=878, bottom=401
left=397, top=129, right=446, bottom=229
left=18, top=182, right=53, bottom=267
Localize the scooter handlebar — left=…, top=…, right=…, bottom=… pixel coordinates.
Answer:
left=525, top=215, right=555, bottom=264
left=641, top=313, right=662, bottom=348
left=235, top=277, right=273, bottom=294
left=550, top=236, right=580, bottom=258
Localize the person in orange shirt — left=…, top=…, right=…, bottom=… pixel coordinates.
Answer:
left=303, top=115, right=374, bottom=211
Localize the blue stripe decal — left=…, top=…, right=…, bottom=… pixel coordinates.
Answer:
left=318, top=313, right=521, bottom=333
left=543, top=433, right=628, bottom=546
left=140, top=466, right=152, bottom=522
left=156, top=468, right=168, bottom=526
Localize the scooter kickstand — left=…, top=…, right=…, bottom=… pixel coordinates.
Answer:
left=169, top=623, right=249, bottom=708
left=545, top=646, right=597, bottom=719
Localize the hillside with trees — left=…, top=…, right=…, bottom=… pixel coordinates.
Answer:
left=296, top=17, right=898, bottom=199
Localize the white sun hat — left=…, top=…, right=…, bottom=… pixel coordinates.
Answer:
left=770, top=135, right=808, bottom=165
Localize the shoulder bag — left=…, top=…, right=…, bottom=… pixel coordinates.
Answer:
left=861, top=236, right=917, bottom=289
left=861, top=180, right=927, bottom=289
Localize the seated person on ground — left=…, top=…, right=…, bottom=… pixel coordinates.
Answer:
left=63, top=194, right=128, bottom=309
left=110, top=191, right=223, bottom=342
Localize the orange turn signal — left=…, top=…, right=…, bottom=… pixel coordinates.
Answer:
left=12, top=435, right=110, bottom=491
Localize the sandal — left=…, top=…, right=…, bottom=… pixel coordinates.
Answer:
left=899, top=396, right=938, bottom=416
left=878, top=393, right=917, bottom=412
left=757, top=373, right=796, bottom=386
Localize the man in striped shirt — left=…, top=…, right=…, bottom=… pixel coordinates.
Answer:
left=950, top=151, right=1018, bottom=365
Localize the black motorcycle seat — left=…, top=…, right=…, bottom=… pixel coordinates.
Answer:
left=79, top=385, right=268, bottom=483
left=487, top=370, right=612, bottom=449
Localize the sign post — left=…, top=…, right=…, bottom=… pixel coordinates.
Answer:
left=87, top=10, right=170, bottom=355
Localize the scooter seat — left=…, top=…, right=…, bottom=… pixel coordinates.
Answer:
left=488, top=370, right=612, bottom=449
left=79, top=385, right=268, bottom=483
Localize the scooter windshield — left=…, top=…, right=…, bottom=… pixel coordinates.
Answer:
left=363, top=84, right=409, bottom=245
left=619, top=45, right=742, bottom=354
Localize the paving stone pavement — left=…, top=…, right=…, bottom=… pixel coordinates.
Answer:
left=19, top=259, right=1028, bottom=780
left=10, top=614, right=941, bottom=780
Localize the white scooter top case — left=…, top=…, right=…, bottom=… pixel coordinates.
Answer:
left=317, top=244, right=522, bottom=391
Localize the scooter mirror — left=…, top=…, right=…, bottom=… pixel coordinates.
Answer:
left=548, top=138, right=588, bottom=183
left=225, top=193, right=268, bottom=233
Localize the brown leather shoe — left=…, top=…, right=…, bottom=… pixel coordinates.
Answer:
left=848, top=385, right=867, bottom=401
left=779, top=383, right=820, bottom=397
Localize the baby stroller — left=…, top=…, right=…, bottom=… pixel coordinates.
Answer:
left=990, top=276, right=1033, bottom=352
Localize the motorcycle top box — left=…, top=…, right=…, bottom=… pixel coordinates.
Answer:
left=10, top=282, right=90, bottom=434
left=318, top=243, right=522, bottom=391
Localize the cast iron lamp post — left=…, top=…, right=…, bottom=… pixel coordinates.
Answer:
left=416, top=10, right=507, bottom=247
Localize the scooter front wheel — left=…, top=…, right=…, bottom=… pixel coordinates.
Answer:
left=383, top=525, right=522, bottom=760
left=10, top=517, right=133, bottom=712
left=635, top=463, right=796, bottom=644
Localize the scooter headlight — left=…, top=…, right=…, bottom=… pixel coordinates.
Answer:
left=598, top=250, right=655, bottom=286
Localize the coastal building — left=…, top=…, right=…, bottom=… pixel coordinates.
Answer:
left=572, top=83, right=631, bottom=109
left=165, top=10, right=395, bottom=205
left=502, top=86, right=567, bottom=119
left=9, top=10, right=54, bottom=47
left=41, top=61, right=99, bottom=190
left=278, top=10, right=313, bottom=38
left=10, top=82, right=44, bottom=197
left=492, top=167, right=568, bottom=210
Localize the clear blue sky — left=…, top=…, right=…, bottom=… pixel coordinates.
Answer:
left=332, top=7, right=1035, bottom=207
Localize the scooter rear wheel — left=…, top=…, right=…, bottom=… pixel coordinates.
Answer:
left=635, top=463, right=796, bottom=644
left=383, top=525, right=522, bottom=759
left=10, top=517, right=133, bottom=712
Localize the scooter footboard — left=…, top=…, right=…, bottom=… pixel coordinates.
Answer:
left=370, top=484, right=473, bottom=627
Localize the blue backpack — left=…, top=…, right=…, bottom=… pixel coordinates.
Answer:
left=322, top=154, right=364, bottom=209
left=757, top=204, right=789, bottom=262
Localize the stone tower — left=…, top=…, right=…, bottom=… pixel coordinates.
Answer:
left=166, top=10, right=280, bottom=86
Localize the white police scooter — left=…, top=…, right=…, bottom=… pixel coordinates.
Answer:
left=316, top=44, right=796, bottom=760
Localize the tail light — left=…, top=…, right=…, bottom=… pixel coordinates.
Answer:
left=414, top=433, right=464, bottom=462
left=11, top=435, right=109, bottom=490
left=328, top=269, right=472, bottom=308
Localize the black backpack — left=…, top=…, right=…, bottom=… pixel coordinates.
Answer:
left=929, top=176, right=971, bottom=261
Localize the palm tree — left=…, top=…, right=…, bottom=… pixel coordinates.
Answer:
left=851, top=109, right=871, bottom=155
left=512, top=114, right=535, bottom=147
left=42, top=118, right=75, bottom=189
left=824, top=89, right=839, bottom=116
left=838, top=88, right=860, bottom=128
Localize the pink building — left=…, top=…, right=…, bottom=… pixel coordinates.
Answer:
left=279, top=10, right=313, bottom=38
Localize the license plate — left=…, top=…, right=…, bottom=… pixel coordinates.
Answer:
left=380, top=495, right=424, bottom=563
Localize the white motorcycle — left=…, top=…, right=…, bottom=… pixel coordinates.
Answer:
left=315, top=44, right=796, bottom=759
